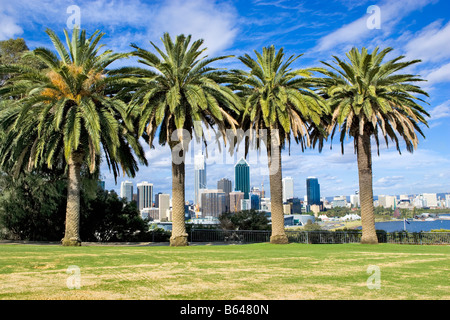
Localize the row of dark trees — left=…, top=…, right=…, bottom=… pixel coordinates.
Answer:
left=0, top=27, right=430, bottom=246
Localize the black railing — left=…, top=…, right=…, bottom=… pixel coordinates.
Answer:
left=189, top=229, right=450, bottom=245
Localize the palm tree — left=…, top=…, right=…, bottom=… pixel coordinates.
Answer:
left=123, top=33, right=242, bottom=246
left=231, top=46, right=328, bottom=244
left=318, top=47, right=429, bottom=244
left=0, top=28, right=147, bottom=246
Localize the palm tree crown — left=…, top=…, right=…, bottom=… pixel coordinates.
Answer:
left=320, top=47, right=429, bottom=154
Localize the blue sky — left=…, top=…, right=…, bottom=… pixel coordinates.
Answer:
left=1, top=0, right=450, bottom=199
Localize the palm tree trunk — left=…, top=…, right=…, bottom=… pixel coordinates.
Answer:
left=357, top=133, right=378, bottom=244
left=267, top=135, right=288, bottom=244
left=170, top=145, right=188, bottom=247
left=62, top=151, right=84, bottom=246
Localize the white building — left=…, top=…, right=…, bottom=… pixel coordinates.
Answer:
left=137, top=181, right=153, bottom=212
left=282, top=177, right=294, bottom=203
left=194, top=153, right=207, bottom=206
left=158, top=194, right=170, bottom=221
left=120, top=180, right=133, bottom=202
left=378, top=195, right=397, bottom=209
left=423, top=193, right=438, bottom=207
left=332, top=196, right=347, bottom=208
left=445, top=194, right=450, bottom=208
left=350, top=194, right=360, bottom=208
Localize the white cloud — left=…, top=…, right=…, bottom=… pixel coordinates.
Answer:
left=148, top=0, right=239, bottom=56
left=0, top=12, right=23, bottom=40
left=423, top=62, right=450, bottom=85
left=429, top=100, right=450, bottom=121
left=405, top=20, right=450, bottom=63
left=314, top=0, right=437, bottom=53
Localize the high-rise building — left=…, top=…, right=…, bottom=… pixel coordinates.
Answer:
left=229, top=191, right=244, bottom=213
left=194, top=153, right=207, bottom=206
left=154, top=192, right=162, bottom=208
left=158, top=194, right=170, bottom=221
left=137, top=181, right=153, bottom=211
left=250, top=193, right=261, bottom=210
left=235, top=157, right=250, bottom=199
left=287, top=197, right=302, bottom=214
left=306, top=177, right=321, bottom=206
left=446, top=194, right=450, bottom=208
left=120, top=181, right=133, bottom=202
left=201, top=190, right=226, bottom=217
left=217, top=178, right=232, bottom=194
left=282, top=177, right=294, bottom=203
left=218, top=178, right=232, bottom=213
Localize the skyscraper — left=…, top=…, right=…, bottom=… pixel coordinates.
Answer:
left=137, top=181, right=153, bottom=211
left=229, top=191, right=244, bottom=213
left=201, top=190, right=227, bottom=217
left=158, top=193, right=170, bottom=221
left=306, top=177, right=321, bottom=206
left=282, top=177, right=294, bottom=203
left=235, top=157, right=250, bottom=199
left=120, top=181, right=133, bottom=202
left=194, top=153, right=207, bottom=206
left=250, top=193, right=261, bottom=210
left=218, top=178, right=232, bottom=213
left=217, top=178, right=232, bottom=195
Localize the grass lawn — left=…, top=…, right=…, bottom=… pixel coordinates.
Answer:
left=0, top=243, right=448, bottom=300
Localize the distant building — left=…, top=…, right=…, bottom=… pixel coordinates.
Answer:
left=141, top=207, right=159, bottom=221
left=306, top=177, right=321, bottom=206
left=378, top=195, right=397, bottom=209
left=332, top=196, right=347, bottom=208
left=194, top=153, right=207, bottom=206
left=423, top=193, right=438, bottom=207
left=260, top=198, right=271, bottom=212
left=250, top=193, right=261, bottom=210
left=98, top=180, right=106, bottom=190
left=154, top=192, right=162, bottom=208
left=137, top=181, right=153, bottom=211
left=235, top=157, right=250, bottom=199
left=217, top=178, right=232, bottom=195
left=286, top=197, right=302, bottom=214
left=446, top=194, right=450, bottom=208
left=282, top=177, right=294, bottom=203
left=201, top=190, right=227, bottom=217
left=350, top=193, right=360, bottom=208
left=229, top=191, right=245, bottom=213
left=158, top=194, right=170, bottom=221
left=218, top=178, right=232, bottom=212
left=120, top=181, right=133, bottom=202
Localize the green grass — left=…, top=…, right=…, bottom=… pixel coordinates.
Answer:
left=0, top=243, right=449, bottom=300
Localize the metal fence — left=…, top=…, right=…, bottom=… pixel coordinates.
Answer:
left=189, top=229, right=450, bottom=245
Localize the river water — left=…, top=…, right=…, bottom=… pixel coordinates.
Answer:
left=358, top=214, right=450, bottom=232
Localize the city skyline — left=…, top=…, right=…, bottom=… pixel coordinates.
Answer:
left=10, top=1, right=446, bottom=197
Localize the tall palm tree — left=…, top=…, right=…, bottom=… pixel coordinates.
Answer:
left=122, top=33, right=242, bottom=246
left=231, top=46, right=328, bottom=244
left=318, top=47, right=429, bottom=244
left=0, top=28, right=147, bottom=246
